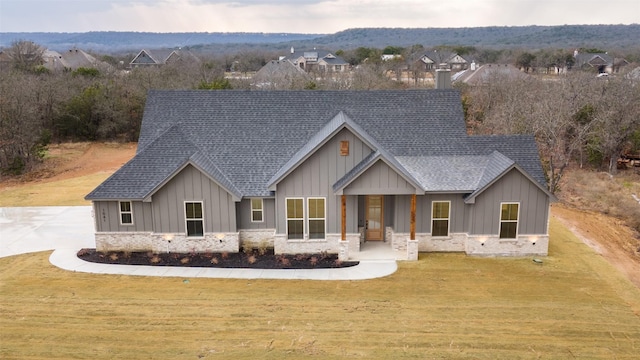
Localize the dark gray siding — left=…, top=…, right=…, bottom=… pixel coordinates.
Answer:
left=93, top=201, right=153, bottom=232
left=151, top=165, right=236, bottom=233
left=343, top=160, right=417, bottom=195
left=275, top=128, right=372, bottom=234
left=236, top=198, right=276, bottom=229
left=470, top=168, right=549, bottom=235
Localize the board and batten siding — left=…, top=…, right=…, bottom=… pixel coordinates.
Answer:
left=470, top=168, right=549, bottom=235
left=393, top=194, right=465, bottom=233
left=275, top=128, right=372, bottom=235
left=236, top=198, right=276, bottom=229
left=151, top=164, right=236, bottom=233
left=343, top=160, right=417, bottom=195
left=93, top=201, right=153, bottom=232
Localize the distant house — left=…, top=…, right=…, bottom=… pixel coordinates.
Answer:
left=281, top=48, right=349, bottom=73
left=452, top=63, right=529, bottom=85
left=252, top=59, right=312, bottom=89
left=130, top=49, right=199, bottom=68
left=86, top=81, right=552, bottom=260
left=419, top=50, right=470, bottom=71
left=573, top=50, right=628, bottom=74
left=42, top=48, right=112, bottom=72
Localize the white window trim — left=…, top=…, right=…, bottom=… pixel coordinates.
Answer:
left=285, top=197, right=304, bottom=240
left=431, top=200, right=450, bottom=237
left=119, top=201, right=134, bottom=226
left=251, top=198, right=264, bottom=223
left=307, top=197, right=326, bottom=240
left=499, top=202, right=520, bottom=239
left=184, top=201, right=205, bottom=238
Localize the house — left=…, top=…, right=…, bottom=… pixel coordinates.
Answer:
left=252, top=59, right=312, bottom=89
left=41, top=48, right=112, bottom=72
left=452, top=63, right=529, bottom=85
left=573, top=50, right=628, bottom=74
left=419, top=50, right=470, bottom=71
left=281, top=48, right=349, bottom=73
left=130, top=48, right=199, bottom=68
left=86, top=85, right=552, bottom=260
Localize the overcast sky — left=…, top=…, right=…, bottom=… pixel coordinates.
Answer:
left=1, top=0, right=638, bottom=33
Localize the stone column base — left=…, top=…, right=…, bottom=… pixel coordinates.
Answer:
left=407, top=239, right=419, bottom=261
left=338, top=240, right=349, bottom=261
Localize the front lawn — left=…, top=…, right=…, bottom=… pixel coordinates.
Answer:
left=1, top=217, right=639, bottom=359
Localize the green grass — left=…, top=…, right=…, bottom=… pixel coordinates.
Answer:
left=1, top=218, right=639, bottom=359
left=0, top=173, right=109, bottom=207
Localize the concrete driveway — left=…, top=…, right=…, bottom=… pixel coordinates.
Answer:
left=0, top=206, right=95, bottom=258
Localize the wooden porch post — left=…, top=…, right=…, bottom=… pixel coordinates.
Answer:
left=341, top=195, right=346, bottom=241
left=410, top=194, right=416, bottom=240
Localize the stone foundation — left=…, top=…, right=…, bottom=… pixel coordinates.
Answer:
left=273, top=233, right=360, bottom=256
left=385, top=227, right=549, bottom=257
left=465, top=234, right=549, bottom=256
left=239, top=229, right=276, bottom=249
left=94, top=230, right=549, bottom=259
left=95, top=232, right=239, bottom=254
left=418, top=233, right=466, bottom=252
left=95, top=232, right=153, bottom=252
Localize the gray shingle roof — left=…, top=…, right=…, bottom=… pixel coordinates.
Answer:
left=87, top=89, right=548, bottom=200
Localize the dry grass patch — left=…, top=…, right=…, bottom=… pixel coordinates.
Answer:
left=559, top=168, right=640, bottom=232
left=1, top=218, right=639, bottom=359
left=0, top=142, right=135, bottom=207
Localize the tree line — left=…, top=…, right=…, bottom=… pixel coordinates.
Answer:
left=1, top=41, right=639, bottom=195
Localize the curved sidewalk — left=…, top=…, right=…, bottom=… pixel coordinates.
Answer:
left=1, top=206, right=397, bottom=280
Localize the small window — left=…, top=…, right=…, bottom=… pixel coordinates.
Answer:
left=286, top=198, right=304, bottom=239
left=499, top=203, right=519, bottom=239
left=251, top=198, right=263, bottom=222
left=340, top=141, right=349, bottom=156
left=431, top=201, right=450, bottom=237
left=308, top=198, right=326, bottom=239
left=119, top=201, right=133, bottom=225
left=185, top=202, right=204, bottom=237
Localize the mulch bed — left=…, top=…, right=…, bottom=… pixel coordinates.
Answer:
left=77, top=248, right=359, bottom=269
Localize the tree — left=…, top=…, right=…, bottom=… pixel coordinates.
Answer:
left=589, top=78, right=640, bottom=173
left=515, top=52, right=536, bottom=72
left=0, top=72, right=50, bottom=174
left=6, top=40, right=44, bottom=72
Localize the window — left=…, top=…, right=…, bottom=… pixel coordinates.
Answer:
left=286, top=198, right=304, bottom=239
left=431, top=201, right=450, bottom=237
left=185, top=202, right=204, bottom=237
left=499, top=203, right=519, bottom=239
left=119, top=201, right=133, bottom=225
left=251, top=199, right=263, bottom=222
left=308, top=198, right=326, bottom=239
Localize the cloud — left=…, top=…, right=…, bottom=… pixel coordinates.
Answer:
left=1, top=0, right=638, bottom=33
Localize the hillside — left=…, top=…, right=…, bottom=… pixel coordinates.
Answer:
left=2, top=24, right=639, bottom=54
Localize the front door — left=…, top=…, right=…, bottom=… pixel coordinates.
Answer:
left=365, top=195, right=384, bottom=241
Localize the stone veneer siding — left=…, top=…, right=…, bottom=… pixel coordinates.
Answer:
left=465, top=234, right=549, bottom=256
left=273, top=233, right=360, bottom=256
left=238, top=229, right=276, bottom=249
left=386, top=227, right=549, bottom=257
left=95, top=232, right=239, bottom=253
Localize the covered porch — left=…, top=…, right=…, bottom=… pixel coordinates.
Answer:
left=338, top=193, right=420, bottom=261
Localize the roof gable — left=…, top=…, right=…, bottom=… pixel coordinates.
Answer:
left=267, top=111, right=379, bottom=190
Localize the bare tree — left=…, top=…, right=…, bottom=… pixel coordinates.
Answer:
left=6, top=40, right=45, bottom=72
